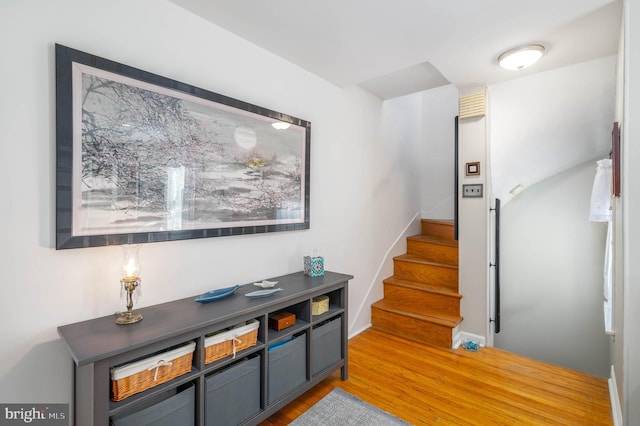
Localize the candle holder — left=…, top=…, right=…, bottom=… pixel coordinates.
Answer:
left=116, top=276, right=143, bottom=325
left=116, top=245, right=143, bottom=325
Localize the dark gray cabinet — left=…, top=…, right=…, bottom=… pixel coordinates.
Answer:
left=58, top=271, right=352, bottom=426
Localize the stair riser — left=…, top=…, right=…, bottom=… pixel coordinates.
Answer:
left=371, top=307, right=453, bottom=348
left=421, top=220, right=455, bottom=241
left=383, top=284, right=460, bottom=317
left=394, top=261, right=458, bottom=291
left=407, top=240, right=458, bottom=266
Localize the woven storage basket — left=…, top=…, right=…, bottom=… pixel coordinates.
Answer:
left=205, top=320, right=259, bottom=364
left=312, top=295, right=329, bottom=315
left=110, top=341, right=196, bottom=402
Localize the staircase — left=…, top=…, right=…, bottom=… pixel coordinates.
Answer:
left=371, top=219, right=462, bottom=348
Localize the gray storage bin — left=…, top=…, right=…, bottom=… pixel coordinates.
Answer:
left=311, top=317, right=342, bottom=376
left=111, top=384, right=194, bottom=426
left=268, top=335, right=306, bottom=404
left=205, top=355, right=261, bottom=426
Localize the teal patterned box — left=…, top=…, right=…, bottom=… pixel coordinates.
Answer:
left=303, top=256, right=324, bottom=277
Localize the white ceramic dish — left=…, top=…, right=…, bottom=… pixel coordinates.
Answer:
left=245, top=288, right=283, bottom=298
left=253, top=280, right=279, bottom=288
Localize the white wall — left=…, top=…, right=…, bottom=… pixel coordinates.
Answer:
left=349, top=92, right=424, bottom=334
left=457, top=91, right=490, bottom=341
left=0, top=0, right=422, bottom=407
left=421, top=84, right=459, bottom=219
left=490, top=56, right=616, bottom=205
left=622, top=0, right=640, bottom=422
left=494, top=161, right=611, bottom=377
left=612, top=7, right=625, bottom=412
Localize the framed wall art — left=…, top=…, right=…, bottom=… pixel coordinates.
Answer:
left=465, top=162, right=480, bottom=176
left=612, top=121, right=620, bottom=197
left=55, top=44, right=311, bottom=249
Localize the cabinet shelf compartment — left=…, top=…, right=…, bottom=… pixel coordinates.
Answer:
left=109, top=369, right=200, bottom=416
left=270, top=300, right=310, bottom=325
left=110, top=341, right=196, bottom=402
left=267, top=300, right=310, bottom=342
left=267, top=319, right=309, bottom=343
left=201, top=342, right=264, bottom=375
left=111, top=382, right=195, bottom=426
left=311, top=316, right=342, bottom=376
left=267, top=333, right=307, bottom=405
left=311, top=295, right=329, bottom=316
left=310, top=307, right=344, bottom=324
left=311, top=289, right=343, bottom=319
left=205, top=354, right=261, bottom=426
left=204, top=319, right=259, bottom=364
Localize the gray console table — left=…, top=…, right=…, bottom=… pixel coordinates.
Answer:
left=58, top=271, right=352, bottom=426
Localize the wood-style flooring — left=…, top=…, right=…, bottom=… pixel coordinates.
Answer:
left=260, top=328, right=612, bottom=425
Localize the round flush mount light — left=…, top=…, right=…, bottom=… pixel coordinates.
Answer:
left=498, top=44, right=545, bottom=71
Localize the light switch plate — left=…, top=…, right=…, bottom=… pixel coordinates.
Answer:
left=462, top=184, right=483, bottom=198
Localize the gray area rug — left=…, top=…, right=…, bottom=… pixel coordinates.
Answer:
left=290, top=388, right=411, bottom=425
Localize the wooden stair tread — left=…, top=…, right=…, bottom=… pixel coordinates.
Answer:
left=394, top=254, right=458, bottom=269
left=372, top=300, right=463, bottom=328
left=422, top=219, right=454, bottom=226
left=408, top=234, right=459, bottom=247
left=372, top=219, right=460, bottom=348
left=383, top=276, right=462, bottom=299
left=420, top=219, right=456, bottom=241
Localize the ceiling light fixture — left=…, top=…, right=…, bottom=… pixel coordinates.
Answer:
left=498, top=44, right=545, bottom=71
left=272, top=122, right=291, bottom=130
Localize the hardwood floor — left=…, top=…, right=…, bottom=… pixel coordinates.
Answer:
left=260, top=328, right=612, bottom=425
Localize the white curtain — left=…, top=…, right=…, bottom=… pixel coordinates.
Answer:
left=603, top=221, right=613, bottom=334
left=589, top=159, right=613, bottom=334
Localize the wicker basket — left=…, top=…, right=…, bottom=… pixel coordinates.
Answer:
left=205, top=320, right=259, bottom=364
left=110, top=341, right=195, bottom=402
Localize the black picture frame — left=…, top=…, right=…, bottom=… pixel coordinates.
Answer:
left=55, top=44, right=311, bottom=249
left=465, top=161, right=480, bottom=176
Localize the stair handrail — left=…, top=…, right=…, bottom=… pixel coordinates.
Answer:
left=490, top=198, right=501, bottom=333
left=454, top=116, right=459, bottom=241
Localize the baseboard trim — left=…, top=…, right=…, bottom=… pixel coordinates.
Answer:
left=349, top=323, right=371, bottom=340
left=453, top=331, right=486, bottom=350
left=609, top=365, right=623, bottom=426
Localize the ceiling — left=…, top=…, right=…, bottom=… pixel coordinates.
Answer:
left=171, top=0, right=621, bottom=99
